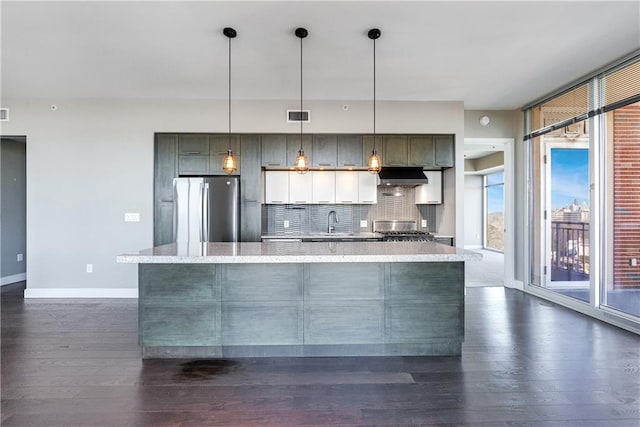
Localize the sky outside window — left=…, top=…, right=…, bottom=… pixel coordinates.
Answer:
left=550, top=148, right=589, bottom=209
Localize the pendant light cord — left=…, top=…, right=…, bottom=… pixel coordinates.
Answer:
left=228, top=35, right=232, bottom=150
left=373, top=36, right=376, bottom=149
left=300, top=34, right=303, bottom=151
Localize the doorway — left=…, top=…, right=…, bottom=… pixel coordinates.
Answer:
left=541, top=142, right=590, bottom=302
left=0, top=136, right=27, bottom=286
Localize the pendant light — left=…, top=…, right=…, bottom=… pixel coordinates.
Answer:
left=294, top=27, right=309, bottom=174
left=367, top=28, right=382, bottom=174
left=222, top=27, right=237, bottom=174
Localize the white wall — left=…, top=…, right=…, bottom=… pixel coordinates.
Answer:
left=464, top=175, right=483, bottom=249
left=2, top=98, right=464, bottom=297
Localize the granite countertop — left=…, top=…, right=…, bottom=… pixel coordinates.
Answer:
left=261, top=232, right=383, bottom=240
left=116, top=241, right=482, bottom=264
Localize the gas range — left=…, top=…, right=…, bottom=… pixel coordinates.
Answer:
left=373, top=220, right=434, bottom=242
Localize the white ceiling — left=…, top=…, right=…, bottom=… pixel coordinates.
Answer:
left=2, top=1, right=639, bottom=109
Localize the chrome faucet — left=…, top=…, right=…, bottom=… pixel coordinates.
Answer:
left=327, top=210, right=339, bottom=233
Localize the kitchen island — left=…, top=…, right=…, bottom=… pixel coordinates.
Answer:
left=117, top=241, right=480, bottom=358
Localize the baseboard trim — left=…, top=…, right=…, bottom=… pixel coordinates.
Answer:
left=1, top=273, right=26, bottom=286
left=506, top=279, right=524, bottom=290
left=24, top=288, right=138, bottom=298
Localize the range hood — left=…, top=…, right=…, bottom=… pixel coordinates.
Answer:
left=377, top=167, right=428, bottom=186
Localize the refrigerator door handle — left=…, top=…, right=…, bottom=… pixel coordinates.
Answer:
left=201, top=182, right=210, bottom=242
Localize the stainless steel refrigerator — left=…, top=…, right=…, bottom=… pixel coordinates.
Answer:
left=173, top=176, right=240, bottom=242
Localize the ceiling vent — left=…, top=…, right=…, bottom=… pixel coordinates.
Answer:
left=0, top=108, right=9, bottom=121
left=287, top=109, right=310, bottom=123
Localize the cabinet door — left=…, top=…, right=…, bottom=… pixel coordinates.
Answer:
left=178, top=134, right=209, bottom=175
left=264, top=171, right=289, bottom=204
left=363, top=136, right=383, bottom=167
left=335, top=171, right=359, bottom=203
left=408, top=135, right=435, bottom=167
left=289, top=171, right=313, bottom=204
left=178, top=134, right=209, bottom=155
left=287, top=134, right=313, bottom=167
left=434, top=135, right=454, bottom=167
left=261, top=134, right=287, bottom=167
left=312, top=171, right=336, bottom=204
left=312, top=135, right=337, bottom=168
left=209, top=135, right=241, bottom=175
left=358, top=171, right=378, bottom=204
left=154, top=134, right=177, bottom=246
left=383, top=135, right=408, bottom=166
left=240, top=135, right=262, bottom=242
left=337, top=135, right=364, bottom=168
left=178, top=156, right=209, bottom=175
left=415, top=171, right=442, bottom=204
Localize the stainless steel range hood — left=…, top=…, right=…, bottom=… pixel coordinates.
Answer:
left=377, top=167, right=428, bottom=186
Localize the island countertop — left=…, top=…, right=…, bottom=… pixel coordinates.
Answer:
left=116, top=241, right=481, bottom=264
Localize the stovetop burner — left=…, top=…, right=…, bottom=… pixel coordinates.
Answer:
left=373, top=220, right=433, bottom=241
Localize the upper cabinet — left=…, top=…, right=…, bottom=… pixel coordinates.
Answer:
left=434, top=135, right=454, bottom=167
left=286, top=134, right=313, bottom=168
left=261, top=134, right=288, bottom=167
left=312, top=171, right=336, bottom=204
left=337, top=135, right=364, bottom=168
left=382, top=135, right=408, bottom=166
left=178, top=134, right=210, bottom=175
left=415, top=171, right=443, bottom=204
left=408, top=135, right=435, bottom=167
left=209, top=135, right=241, bottom=175
left=312, top=135, right=337, bottom=168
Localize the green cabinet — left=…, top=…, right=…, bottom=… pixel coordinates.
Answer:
left=337, top=135, right=364, bottom=168
left=261, top=134, right=287, bottom=167
left=286, top=134, right=313, bottom=167
left=382, top=135, right=408, bottom=166
left=178, top=134, right=209, bottom=175
left=312, top=134, right=337, bottom=168
left=209, top=135, right=241, bottom=175
left=240, top=135, right=261, bottom=242
left=363, top=135, right=383, bottom=167
left=434, top=135, right=454, bottom=167
left=154, top=134, right=177, bottom=246
left=408, top=135, right=435, bottom=167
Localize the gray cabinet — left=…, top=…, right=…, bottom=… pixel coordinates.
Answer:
left=408, top=135, right=435, bottom=167
left=434, top=135, right=454, bottom=167
left=240, top=135, right=261, bottom=242
left=382, top=135, right=408, bottom=166
left=363, top=136, right=383, bottom=166
left=312, top=135, right=337, bottom=168
left=337, top=135, right=364, bottom=168
left=287, top=134, right=313, bottom=167
left=154, top=134, right=177, bottom=246
left=178, top=134, right=209, bottom=175
left=209, top=135, right=241, bottom=175
left=261, top=134, right=287, bottom=167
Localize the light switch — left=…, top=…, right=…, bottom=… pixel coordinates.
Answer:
left=421, top=220, right=427, bottom=228
left=86, top=264, right=93, bottom=273
left=631, top=258, right=637, bottom=267
left=17, top=253, right=23, bottom=262
left=360, top=220, right=367, bottom=228
left=124, top=213, right=140, bottom=222
left=284, top=220, right=290, bottom=228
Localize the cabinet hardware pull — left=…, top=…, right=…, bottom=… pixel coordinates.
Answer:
left=341, top=201, right=353, bottom=203
left=183, top=151, right=201, bottom=155
left=268, top=163, right=281, bottom=166
left=319, top=163, right=331, bottom=166
left=294, top=201, right=307, bottom=204
left=342, top=163, right=356, bottom=166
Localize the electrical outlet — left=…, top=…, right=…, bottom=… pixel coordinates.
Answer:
left=631, top=258, right=637, bottom=267
left=124, top=212, right=140, bottom=222
left=360, top=220, right=367, bottom=228
left=284, top=220, right=290, bottom=228
left=86, top=263, right=93, bottom=273
left=421, top=220, right=427, bottom=228
left=17, top=253, right=23, bottom=262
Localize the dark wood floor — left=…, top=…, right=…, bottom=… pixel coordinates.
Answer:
left=1, top=282, right=639, bottom=426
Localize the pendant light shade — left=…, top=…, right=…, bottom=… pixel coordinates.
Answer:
left=367, top=28, right=382, bottom=174
left=294, top=27, right=309, bottom=174
left=222, top=27, right=237, bottom=175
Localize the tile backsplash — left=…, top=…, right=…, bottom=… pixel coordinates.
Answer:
left=263, top=186, right=436, bottom=234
